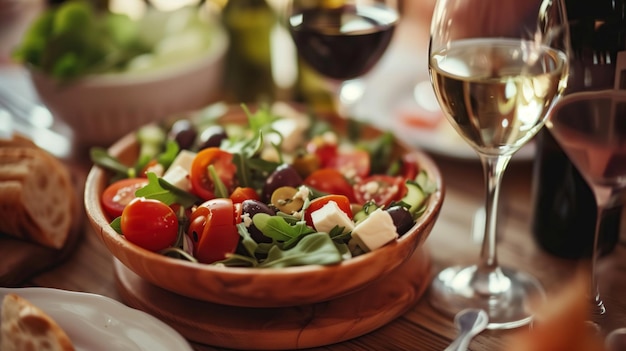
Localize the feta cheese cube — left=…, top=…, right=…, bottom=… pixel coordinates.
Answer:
left=311, top=200, right=355, bottom=234
left=161, top=149, right=196, bottom=192
left=166, top=149, right=197, bottom=174
left=161, top=165, right=191, bottom=192
left=351, top=208, right=398, bottom=252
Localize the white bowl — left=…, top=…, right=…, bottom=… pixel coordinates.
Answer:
left=30, top=25, right=228, bottom=148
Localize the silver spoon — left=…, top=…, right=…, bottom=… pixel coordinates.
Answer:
left=444, top=309, right=489, bottom=351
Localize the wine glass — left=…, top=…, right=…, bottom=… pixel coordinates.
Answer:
left=285, top=0, right=399, bottom=117
left=427, top=0, right=570, bottom=329
left=546, top=90, right=626, bottom=321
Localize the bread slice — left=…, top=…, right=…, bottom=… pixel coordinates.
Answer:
left=0, top=140, right=74, bottom=249
left=0, top=293, right=75, bottom=351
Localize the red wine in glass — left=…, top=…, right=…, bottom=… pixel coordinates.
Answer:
left=288, top=4, right=398, bottom=80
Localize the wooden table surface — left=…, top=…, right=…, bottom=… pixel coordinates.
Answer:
left=5, top=4, right=626, bottom=349
left=21, top=149, right=626, bottom=351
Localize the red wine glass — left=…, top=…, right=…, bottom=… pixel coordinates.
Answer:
left=286, top=0, right=399, bottom=117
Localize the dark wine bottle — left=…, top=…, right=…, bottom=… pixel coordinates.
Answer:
left=532, top=0, right=626, bottom=258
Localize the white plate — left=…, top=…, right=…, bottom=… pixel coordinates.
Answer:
left=0, top=287, right=193, bottom=351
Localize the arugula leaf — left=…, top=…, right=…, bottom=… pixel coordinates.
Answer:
left=157, top=140, right=180, bottom=170
left=243, top=103, right=278, bottom=133
left=161, top=247, right=197, bottom=262
left=90, top=147, right=135, bottom=179
left=110, top=216, right=122, bottom=234
left=260, top=233, right=343, bottom=268
left=215, top=254, right=258, bottom=267
left=236, top=223, right=258, bottom=258
left=363, top=131, right=395, bottom=175
left=135, top=172, right=200, bottom=208
left=335, top=242, right=352, bottom=260
left=252, top=213, right=314, bottom=243
left=90, top=129, right=177, bottom=181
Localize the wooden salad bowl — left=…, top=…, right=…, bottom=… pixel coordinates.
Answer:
left=84, top=103, right=445, bottom=308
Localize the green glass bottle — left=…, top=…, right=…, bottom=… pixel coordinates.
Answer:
left=221, top=0, right=276, bottom=103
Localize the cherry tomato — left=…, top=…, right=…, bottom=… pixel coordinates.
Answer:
left=121, top=197, right=178, bottom=252
left=230, top=186, right=260, bottom=203
left=306, top=138, right=338, bottom=168
left=353, top=175, right=406, bottom=207
left=101, top=178, right=149, bottom=219
left=399, top=153, right=419, bottom=181
left=304, top=194, right=352, bottom=227
left=304, top=168, right=356, bottom=202
left=187, top=198, right=241, bottom=264
left=327, top=149, right=371, bottom=179
left=189, top=147, right=237, bottom=200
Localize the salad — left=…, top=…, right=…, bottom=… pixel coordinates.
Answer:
left=13, top=1, right=218, bottom=80
left=91, top=102, right=437, bottom=268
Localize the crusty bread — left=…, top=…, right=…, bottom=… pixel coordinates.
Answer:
left=0, top=293, right=75, bottom=351
left=0, top=134, right=74, bottom=249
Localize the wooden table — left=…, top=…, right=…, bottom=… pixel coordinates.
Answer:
left=21, top=149, right=626, bottom=351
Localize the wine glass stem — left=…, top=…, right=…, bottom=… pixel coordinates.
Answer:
left=590, top=205, right=607, bottom=317
left=476, top=154, right=513, bottom=293
left=327, top=78, right=365, bottom=118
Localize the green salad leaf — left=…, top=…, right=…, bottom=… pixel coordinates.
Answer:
left=261, top=233, right=343, bottom=268
left=252, top=213, right=315, bottom=247
left=135, top=172, right=200, bottom=208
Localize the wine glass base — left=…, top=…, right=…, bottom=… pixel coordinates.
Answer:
left=429, top=265, right=545, bottom=330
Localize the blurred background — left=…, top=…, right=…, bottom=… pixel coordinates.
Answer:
left=0, top=0, right=444, bottom=156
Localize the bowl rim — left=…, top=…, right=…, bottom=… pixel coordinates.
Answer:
left=84, top=105, right=445, bottom=307
left=85, top=130, right=445, bottom=276
left=29, top=24, right=229, bottom=87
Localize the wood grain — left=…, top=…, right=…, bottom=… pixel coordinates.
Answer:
left=22, top=151, right=626, bottom=351
left=114, top=247, right=431, bottom=350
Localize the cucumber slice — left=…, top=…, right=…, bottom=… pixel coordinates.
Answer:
left=415, top=169, right=438, bottom=194
left=353, top=202, right=380, bottom=223
left=402, top=180, right=427, bottom=215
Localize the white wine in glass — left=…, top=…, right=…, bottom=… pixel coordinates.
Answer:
left=428, top=0, right=570, bottom=329
left=547, top=90, right=626, bottom=321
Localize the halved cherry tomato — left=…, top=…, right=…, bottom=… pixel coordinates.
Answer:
left=304, top=168, right=356, bottom=202
left=230, top=186, right=260, bottom=203
left=353, top=175, right=406, bottom=206
left=327, top=149, right=371, bottom=179
left=121, top=197, right=178, bottom=252
left=187, top=198, right=241, bottom=264
left=189, top=147, right=237, bottom=200
left=306, top=138, right=338, bottom=168
left=101, top=178, right=149, bottom=219
left=304, top=194, right=352, bottom=227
